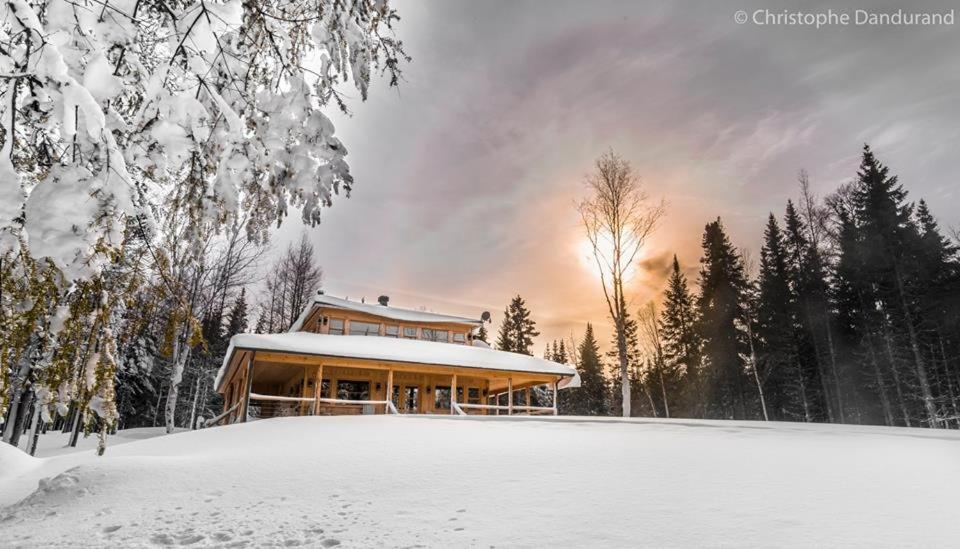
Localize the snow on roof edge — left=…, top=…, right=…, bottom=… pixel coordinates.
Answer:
left=288, top=294, right=484, bottom=332
left=215, top=332, right=575, bottom=391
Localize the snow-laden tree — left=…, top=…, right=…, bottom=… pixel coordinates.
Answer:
left=0, top=0, right=407, bottom=449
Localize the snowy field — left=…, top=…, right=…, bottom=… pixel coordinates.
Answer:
left=1, top=416, right=958, bottom=548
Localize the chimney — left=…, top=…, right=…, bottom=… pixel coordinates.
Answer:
left=378, top=295, right=390, bottom=306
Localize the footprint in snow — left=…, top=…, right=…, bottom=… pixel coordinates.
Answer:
left=102, top=525, right=122, bottom=533
left=321, top=539, right=341, bottom=547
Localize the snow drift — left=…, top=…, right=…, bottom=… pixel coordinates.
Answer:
left=1, top=416, right=958, bottom=548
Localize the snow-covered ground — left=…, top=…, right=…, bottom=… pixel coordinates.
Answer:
left=13, top=426, right=181, bottom=458
left=1, top=416, right=958, bottom=548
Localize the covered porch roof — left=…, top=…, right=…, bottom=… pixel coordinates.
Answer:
left=215, top=332, right=578, bottom=392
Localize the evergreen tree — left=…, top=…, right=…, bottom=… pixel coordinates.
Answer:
left=475, top=324, right=489, bottom=344
left=225, top=289, right=249, bottom=340
left=495, top=295, right=540, bottom=355
left=782, top=201, right=831, bottom=422
left=559, top=324, right=608, bottom=415
left=660, top=255, right=701, bottom=417
left=754, top=214, right=805, bottom=421
left=852, top=146, right=938, bottom=426
left=696, top=218, right=751, bottom=419
left=556, top=340, right=568, bottom=363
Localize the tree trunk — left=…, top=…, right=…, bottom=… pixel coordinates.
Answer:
left=747, top=328, right=769, bottom=421
left=801, top=303, right=833, bottom=422
left=864, top=332, right=894, bottom=426
left=657, top=363, right=670, bottom=418
left=188, top=375, right=200, bottom=430
left=795, top=355, right=812, bottom=422
left=616, top=319, right=630, bottom=418
left=69, top=409, right=83, bottom=447
left=165, top=327, right=192, bottom=434
left=879, top=322, right=911, bottom=427
left=822, top=318, right=845, bottom=422
left=6, top=387, right=34, bottom=448
left=27, top=404, right=43, bottom=456
left=2, top=350, right=34, bottom=444
left=893, top=265, right=939, bottom=427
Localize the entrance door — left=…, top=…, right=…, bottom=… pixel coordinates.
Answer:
left=393, top=385, right=420, bottom=413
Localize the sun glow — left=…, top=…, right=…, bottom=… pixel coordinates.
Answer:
left=576, top=234, right=642, bottom=281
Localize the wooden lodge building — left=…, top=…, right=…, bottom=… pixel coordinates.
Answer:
left=213, top=293, right=579, bottom=423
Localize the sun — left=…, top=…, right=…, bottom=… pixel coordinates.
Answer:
left=576, top=234, right=641, bottom=281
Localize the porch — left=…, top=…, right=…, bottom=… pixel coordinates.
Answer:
left=211, top=349, right=562, bottom=425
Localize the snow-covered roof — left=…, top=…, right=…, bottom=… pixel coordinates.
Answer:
left=289, top=294, right=483, bottom=332
left=216, top=332, right=575, bottom=390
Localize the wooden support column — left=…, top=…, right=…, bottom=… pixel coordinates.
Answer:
left=451, top=374, right=458, bottom=415
left=507, top=378, right=513, bottom=415
left=552, top=380, right=559, bottom=415
left=241, top=352, right=255, bottom=423
left=385, top=369, right=394, bottom=414
left=300, top=368, right=309, bottom=416
left=525, top=388, right=531, bottom=408
left=313, top=364, right=323, bottom=415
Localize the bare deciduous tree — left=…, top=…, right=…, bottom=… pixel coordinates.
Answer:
left=579, top=150, right=665, bottom=417
left=262, top=234, right=323, bottom=332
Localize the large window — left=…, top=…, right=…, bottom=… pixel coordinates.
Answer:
left=384, top=325, right=399, bottom=338
left=468, top=388, right=481, bottom=404
left=337, top=380, right=370, bottom=401
left=348, top=320, right=380, bottom=336
left=422, top=328, right=449, bottom=342
left=403, top=327, right=418, bottom=339
left=435, top=386, right=451, bottom=410
left=453, top=332, right=466, bottom=344
left=328, top=318, right=344, bottom=335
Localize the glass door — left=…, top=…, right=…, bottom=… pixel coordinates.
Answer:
left=401, top=385, right=420, bottom=413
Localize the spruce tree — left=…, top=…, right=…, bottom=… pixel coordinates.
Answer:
left=782, top=201, right=830, bottom=422
left=696, top=218, right=750, bottom=419
left=556, top=340, right=568, bottom=364
left=225, top=289, right=249, bottom=340
left=660, top=255, right=701, bottom=417
left=852, top=146, right=938, bottom=426
left=755, top=214, right=803, bottom=421
left=495, top=295, right=540, bottom=355
left=559, top=324, right=608, bottom=416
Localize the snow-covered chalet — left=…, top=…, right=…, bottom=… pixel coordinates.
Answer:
left=212, top=293, right=578, bottom=422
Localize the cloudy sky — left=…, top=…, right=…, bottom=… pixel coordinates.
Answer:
left=273, top=0, right=960, bottom=354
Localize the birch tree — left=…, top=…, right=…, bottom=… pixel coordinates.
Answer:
left=578, top=150, right=664, bottom=417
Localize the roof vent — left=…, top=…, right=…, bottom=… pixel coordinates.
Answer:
left=378, top=295, right=390, bottom=306
left=317, top=289, right=324, bottom=295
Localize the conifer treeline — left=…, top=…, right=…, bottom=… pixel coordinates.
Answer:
left=558, top=146, right=960, bottom=428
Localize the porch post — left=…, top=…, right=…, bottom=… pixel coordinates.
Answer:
left=300, top=368, right=309, bottom=416
left=313, top=364, right=323, bottom=415
left=507, top=378, right=513, bottom=415
left=385, top=369, right=394, bottom=414
left=525, top=388, right=531, bottom=409
left=552, top=380, right=558, bottom=415
left=451, top=374, right=458, bottom=415
left=241, top=352, right=255, bottom=422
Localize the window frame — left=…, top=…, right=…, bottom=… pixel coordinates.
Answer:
left=348, top=320, right=381, bottom=336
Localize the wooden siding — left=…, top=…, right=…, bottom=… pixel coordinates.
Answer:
left=299, top=306, right=476, bottom=344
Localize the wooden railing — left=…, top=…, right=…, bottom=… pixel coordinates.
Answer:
left=202, top=401, right=241, bottom=427
left=316, top=397, right=399, bottom=415
left=452, top=402, right=556, bottom=416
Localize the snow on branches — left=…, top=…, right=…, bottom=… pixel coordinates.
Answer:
left=0, top=0, right=406, bottom=445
